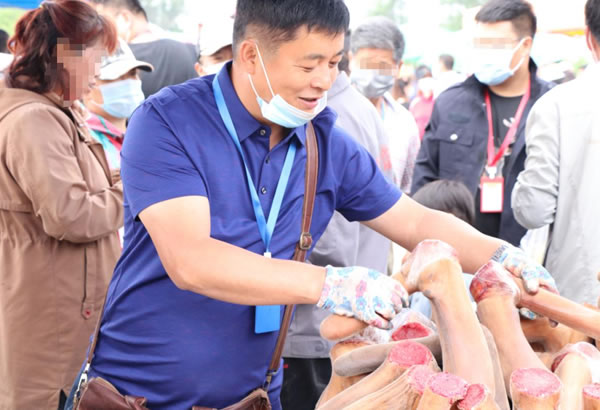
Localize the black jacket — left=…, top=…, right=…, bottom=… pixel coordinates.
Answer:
left=411, top=62, right=553, bottom=246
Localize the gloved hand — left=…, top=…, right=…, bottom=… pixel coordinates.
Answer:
left=493, top=244, right=559, bottom=320
left=316, top=265, right=409, bottom=329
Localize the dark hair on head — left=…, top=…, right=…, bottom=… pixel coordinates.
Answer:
left=415, top=64, right=432, bottom=80
left=0, top=29, right=8, bottom=54
left=337, top=29, right=351, bottom=75
left=475, top=0, right=537, bottom=39
left=6, top=0, right=117, bottom=94
left=439, top=54, right=454, bottom=71
left=412, top=180, right=476, bottom=226
left=88, top=0, right=147, bottom=20
left=586, top=0, right=600, bottom=43
left=233, top=0, right=349, bottom=55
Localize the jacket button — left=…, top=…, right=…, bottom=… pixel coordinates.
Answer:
left=450, top=134, right=458, bottom=141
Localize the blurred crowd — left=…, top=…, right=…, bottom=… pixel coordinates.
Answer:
left=0, top=0, right=599, bottom=409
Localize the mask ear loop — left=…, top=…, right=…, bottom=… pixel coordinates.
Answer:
left=252, top=43, right=276, bottom=98
left=510, top=37, right=529, bottom=74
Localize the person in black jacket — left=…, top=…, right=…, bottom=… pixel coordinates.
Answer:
left=411, top=0, right=553, bottom=247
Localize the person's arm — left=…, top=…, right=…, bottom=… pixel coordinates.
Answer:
left=139, top=195, right=326, bottom=305
left=410, top=102, right=441, bottom=194
left=124, top=100, right=406, bottom=328
left=512, top=95, right=559, bottom=230
left=365, top=195, right=503, bottom=274
left=6, top=106, right=123, bottom=243
left=364, top=194, right=557, bottom=294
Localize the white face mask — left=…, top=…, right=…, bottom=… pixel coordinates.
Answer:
left=204, top=61, right=227, bottom=76
left=472, top=38, right=527, bottom=86
left=248, top=44, right=327, bottom=129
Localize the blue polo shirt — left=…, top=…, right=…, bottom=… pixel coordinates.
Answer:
left=89, top=63, right=401, bottom=409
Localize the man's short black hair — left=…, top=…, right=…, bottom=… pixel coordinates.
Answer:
left=233, top=0, right=349, bottom=55
left=475, top=0, right=537, bottom=39
left=439, top=54, right=454, bottom=71
left=89, top=0, right=147, bottom=20
left=0, top=29, right=8, bottom=54
left=586, top=0, right=600, bottom=43
left=412, top=180, right=476, bottom=226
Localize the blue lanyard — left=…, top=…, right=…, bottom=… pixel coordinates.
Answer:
left=212, top=74, right=297, bottom=257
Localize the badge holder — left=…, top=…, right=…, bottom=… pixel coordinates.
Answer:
left=255, top=251, right=281, bottom=333
left=480, top=167, right=504, bottom=213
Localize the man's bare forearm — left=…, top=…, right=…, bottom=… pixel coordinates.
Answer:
left=161, top=235, right=327, bottom=306
left=365, top=195, right=505, bottom=273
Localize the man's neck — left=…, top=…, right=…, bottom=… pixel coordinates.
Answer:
left=489, top=61, right=530, bottom=97
left=231, top=62, right=288, bottom=150
left=369, top=96, right=385, bottom=114
left=107, top=116, right=127, bottom=133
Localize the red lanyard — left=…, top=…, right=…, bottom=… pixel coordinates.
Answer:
left=484, top=78, right=531, bottom=168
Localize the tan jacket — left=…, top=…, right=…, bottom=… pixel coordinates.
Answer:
left=0, top=84, right=123, bottom=409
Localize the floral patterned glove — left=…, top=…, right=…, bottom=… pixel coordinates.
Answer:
left=316, top=266, right=409, bottom=329
left=493, top=244, right=559, bottom=320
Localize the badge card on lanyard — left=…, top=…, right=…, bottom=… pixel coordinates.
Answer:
left=480, top=79, right=530, bottom=214
left=213, top=73, right=297, bottom=333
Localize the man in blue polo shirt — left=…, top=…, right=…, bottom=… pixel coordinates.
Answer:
left=67, top=1, right=558, bottom=409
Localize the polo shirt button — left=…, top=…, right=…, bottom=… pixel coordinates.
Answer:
left=265, top=156, right=270, bottom=164
left=260, top=129, right=266, bottom=136
left=261, top=187, right=267, bottom=195
left=450, top=133, right=458, bottom=141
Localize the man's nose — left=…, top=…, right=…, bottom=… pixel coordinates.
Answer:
left=311, top=65, right=335, bottom=91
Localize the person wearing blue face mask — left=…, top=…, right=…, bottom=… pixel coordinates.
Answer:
left=412, top=0, right=554, bottom=250
left=83, top=39, right=153, bottom=170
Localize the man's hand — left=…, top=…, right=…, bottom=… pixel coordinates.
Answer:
left=493, top=245, right=559, bottom=321
left=316, top=266, right=409, bottom=329
left=493, top=245, right=558, bottom=294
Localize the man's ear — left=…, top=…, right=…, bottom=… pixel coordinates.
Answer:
left=194, top=62, right=204, bottom=77
left=236, top=40, right=259, bottom=76
left=585, top=27, right=600, bottom=61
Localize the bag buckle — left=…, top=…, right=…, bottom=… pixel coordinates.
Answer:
left=75, top=363, right=90, bottom=400
left=298, top=232, right=312, bottom=251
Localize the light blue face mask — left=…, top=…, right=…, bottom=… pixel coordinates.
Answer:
left=97, top=78, right=145, bottom=119
left=248, top=45, right=327, bottom=129
left=473, top=38, right=526, bottom=86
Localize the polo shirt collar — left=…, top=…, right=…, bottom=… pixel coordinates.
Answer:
left=215, top=62, right=308, bottom=146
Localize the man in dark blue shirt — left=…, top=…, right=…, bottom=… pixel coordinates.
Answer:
left=67, top=1, right=558, bottom=408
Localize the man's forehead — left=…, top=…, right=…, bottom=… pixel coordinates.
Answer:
left=277, top=27, right=345, bottom=59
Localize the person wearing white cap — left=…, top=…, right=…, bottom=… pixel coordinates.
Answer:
left=83, top=39, right=153, bottom=169
left=195, top=18, right=234, bottom=77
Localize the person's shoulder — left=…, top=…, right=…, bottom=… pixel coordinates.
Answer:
left=435, top=76, right=478, bottom=106
left=144, top=76, right=212, bottom=114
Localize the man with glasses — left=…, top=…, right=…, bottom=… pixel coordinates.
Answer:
left=412, top=0, right=553, bottom=248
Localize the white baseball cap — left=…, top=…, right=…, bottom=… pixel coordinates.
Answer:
left=99, top=39, right=154, bottom=81
left=199, top=18, right=234, bottom=57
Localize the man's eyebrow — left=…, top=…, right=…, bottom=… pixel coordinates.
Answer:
left=301, top=49, right=344, bottom=61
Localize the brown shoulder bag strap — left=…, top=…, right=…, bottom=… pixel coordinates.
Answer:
left=264, top=121, right=319, bottom=388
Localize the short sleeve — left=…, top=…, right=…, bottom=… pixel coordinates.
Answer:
left=334, top=127, right=402, bottom=222
left=121, top=102, right=208, bottom=218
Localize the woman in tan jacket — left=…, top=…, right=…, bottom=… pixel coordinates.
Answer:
left=0, top=2, right=123, bottom=409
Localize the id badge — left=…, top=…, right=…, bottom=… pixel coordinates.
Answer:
left=255, top=305, right=281, bottom=333
left=480, top=176, right=504, bottom=213
left=255, top=251, right=280, bottom=333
